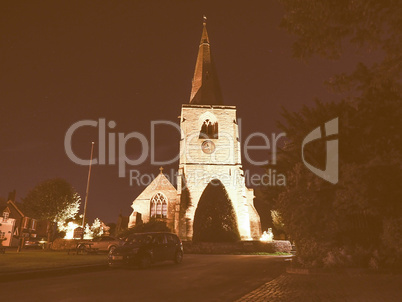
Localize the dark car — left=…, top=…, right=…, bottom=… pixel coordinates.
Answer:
left=77, top=236, right=123, bottom=253
left=108, top=232, right=183, bottom=268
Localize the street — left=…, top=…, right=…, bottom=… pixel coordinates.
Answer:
left=6, top=254, right=289, bottom=302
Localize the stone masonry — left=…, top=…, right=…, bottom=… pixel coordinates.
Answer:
left=177, top=104, right=261, bottom=240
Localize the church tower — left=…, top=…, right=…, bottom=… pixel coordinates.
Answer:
left=177, top=17, right=261, bottom=240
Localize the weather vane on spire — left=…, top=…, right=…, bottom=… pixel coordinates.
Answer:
left=203, top=15, right=207, bottom=25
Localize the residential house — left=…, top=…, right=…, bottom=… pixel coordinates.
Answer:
left=0, top=200, right=48, bottom=247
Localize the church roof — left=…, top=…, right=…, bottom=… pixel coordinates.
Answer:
left=134, top=169, right=176, bottom=201
left=189, top=16, right=223, bottom=105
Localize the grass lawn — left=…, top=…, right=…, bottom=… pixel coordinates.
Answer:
left=0, top=250, right=107, bottom=273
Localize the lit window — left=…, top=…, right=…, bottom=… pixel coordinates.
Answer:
left=23, top=217, right=29, bottom=229
left=162, top=201, right=167, bottom=218
left=31, top=219, right=37, bottom=231
left=156, top=203, right=162, bottom=216
left=3, top=211, right=9, bottom=221
left=150, top=201, right=156, bottom=217
left=199, top=119, right=218, bottom=139
left=150, top=193, right=168, bottom=218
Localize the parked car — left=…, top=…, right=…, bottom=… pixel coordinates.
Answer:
left=77, top=236, right=123, bottom=253
left=108, top=232, right=183, bottom=268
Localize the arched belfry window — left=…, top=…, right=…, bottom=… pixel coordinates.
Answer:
left=150, top=193, right=168, bottom=218
left=199, top=119, right=218, bottom=139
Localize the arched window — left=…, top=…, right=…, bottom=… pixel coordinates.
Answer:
left=199, top=119, right=218, bottom=139
left=162, top=201, right=167, bottom=218
left=156, top=203, right=162, bottom=216
left=150, top=200, right=156, bottom=218
left=150, top=193, right=168, bottom=219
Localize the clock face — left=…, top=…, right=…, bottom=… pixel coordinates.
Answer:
left=201, top=140, right=215, bottom=154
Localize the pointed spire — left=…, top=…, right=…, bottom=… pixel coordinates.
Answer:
left=189, top=16, right=223, bottom=105
left=200, top=15, right=209, bottom=44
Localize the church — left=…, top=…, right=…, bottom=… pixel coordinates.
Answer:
left=128, top=18, right=261, bottom=241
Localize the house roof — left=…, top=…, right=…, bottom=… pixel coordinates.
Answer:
left=134, top=170, right=176, bottom=201
left=6, top=200, right=24, bottom=217
left=2, top=206, right=11, bottom=213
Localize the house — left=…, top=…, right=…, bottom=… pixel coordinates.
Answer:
left=0, top=200, right=49, bottom=247
left=0, top=206, right=16, bottom=246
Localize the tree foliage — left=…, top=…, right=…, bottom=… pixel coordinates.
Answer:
left=193, top=179, right=240, bottom=242
left=90, top=218, right=105, bottom=238
left=265, top=1, right=402, bottom=268
left=280, top=0, right=402, bottom=62
left=23, top=178, right=81, bottom=225
left=269, top=92, right=402, bottom=267
left=271, top=210, right=285, bottom=233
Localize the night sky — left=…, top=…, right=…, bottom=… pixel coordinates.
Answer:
left=0, top=1, right=377, bottom=223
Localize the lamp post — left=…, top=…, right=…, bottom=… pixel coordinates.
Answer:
left=82, top=142, right=95, bottom=230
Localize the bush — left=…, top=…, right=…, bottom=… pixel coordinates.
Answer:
left=51, top=238, right=79, bottom=250
left=193, top=179, right=241, bottom=242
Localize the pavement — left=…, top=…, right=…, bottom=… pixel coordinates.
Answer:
left=4, top=254, right=286, bottom=302
left=3, top=254, right=402, bottom=301
left=0, top=263, right=107, bottom=283
left=236, top=270, right=402, bottom=302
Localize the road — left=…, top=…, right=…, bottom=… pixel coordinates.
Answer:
left=6, top=254, right=289, bottom=302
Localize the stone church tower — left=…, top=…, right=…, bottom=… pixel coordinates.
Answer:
left=177, top=18, right=261, bottom=240
left=129, top=18, right=261, bottom=240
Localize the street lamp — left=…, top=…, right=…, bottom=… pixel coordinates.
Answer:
left=82, top=142, right=95, bottom=230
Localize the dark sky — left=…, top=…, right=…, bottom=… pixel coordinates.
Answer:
left=0, top=1, right=376, bottom=223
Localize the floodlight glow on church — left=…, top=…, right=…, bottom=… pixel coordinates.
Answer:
left=129, top=18, right=262, bottom=241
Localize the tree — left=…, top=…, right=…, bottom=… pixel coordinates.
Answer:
left=193, top=179, right=240, bottom=242
left=83, top=223, right=93, bottom=240
left=266, top=1, right=402, bottom=268
left=23, top=178, right=81, bottom=243
left=106, top=222, right=116, bottom=236
left=271, top=210, right=285, bottom=234
left=280, top=0, right=402, bottom=64
left=268, top=96, right=402, bottom=267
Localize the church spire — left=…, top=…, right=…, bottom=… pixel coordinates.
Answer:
left=189, top=16, right=223, bottom=105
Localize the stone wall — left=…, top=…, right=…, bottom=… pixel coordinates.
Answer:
left=129, top=172, right=178, bottom=231
left=179, top=105, right=240, bottom=166
left=182, top=240, right=292, bottom=254
left=178, top=104, right=262, bottom=240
